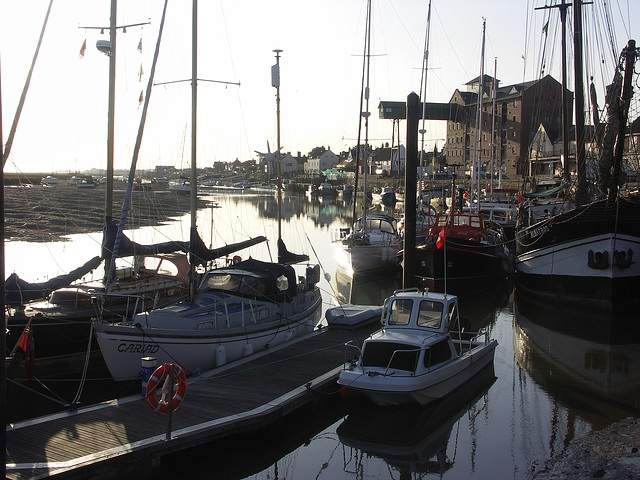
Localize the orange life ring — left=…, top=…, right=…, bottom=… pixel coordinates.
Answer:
left=145, top=363, right=187, bottom=414
left=233, top=255, right=242, bottom=265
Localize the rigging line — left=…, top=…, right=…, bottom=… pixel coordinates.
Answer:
left=3, top=0, right=53, bottom=167
left=70, top=321, right=96, bottom=406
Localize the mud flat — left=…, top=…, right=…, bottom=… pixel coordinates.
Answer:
left=3, top=183, right=210, bottom=242
left=533, top=417, right=640, bottom=479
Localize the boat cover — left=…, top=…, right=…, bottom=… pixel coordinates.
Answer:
left=5, top=256, right=102, bottom=306
left=199, top=258, right=297, bottom=302
left=102, top=221, right=189, bottom=258
left=523, top=182, right=571, bottom=198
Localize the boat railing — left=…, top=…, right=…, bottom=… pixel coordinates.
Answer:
left=343, top=341, right=363, bottom=368
left=92, top=292, right=153, bottom=324
left=382, top=347, right=422, bottom=376
left=452, top=329, right=490, bottom=355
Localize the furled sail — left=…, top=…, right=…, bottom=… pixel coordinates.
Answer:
left=101, top=220, right=189, bottom=258
left=277, top=238, right=309, bottom=265
left=5, top=256, right=102, bottom=306
left=189, top=230, right=267, bottom=267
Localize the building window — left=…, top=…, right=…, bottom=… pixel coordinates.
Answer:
left=514, top=101, right=518, bottom=108
left=513, top=116, right=516, bottom=122
left=512, top=146, right=516, bottom=154
left=512, top=131, right=516, bottom=139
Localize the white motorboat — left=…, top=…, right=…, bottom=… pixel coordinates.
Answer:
left=338, top=288, right=497, bottom=406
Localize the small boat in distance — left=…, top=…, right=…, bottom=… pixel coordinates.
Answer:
left=40, top=175, right=59, bottom=185
left=338, top=288, right=498, bottom=406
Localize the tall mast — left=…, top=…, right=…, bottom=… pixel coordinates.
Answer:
left=105, top=0, right=116, bottom=231
left=272, top=49, right=283, bottom=240
left=362, top=0, right=372, bottom=229
left=418, top=0, right=432, bottom=169
left=490, top=57, right=497, bottom=193
left=189, top=0, right=198, bottom=302
left=573, top=0, right=588, bottom=205
left=471, top=18, right=486, bottom=210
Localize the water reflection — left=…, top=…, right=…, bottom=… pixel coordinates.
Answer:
left=514, top=291, right=640, bottom=426
left=337, top=365, right=496, bottom=477
left=330, top=266, right=401, bottom=307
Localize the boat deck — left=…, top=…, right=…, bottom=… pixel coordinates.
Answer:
left=5, top=324, right=377, bottom=480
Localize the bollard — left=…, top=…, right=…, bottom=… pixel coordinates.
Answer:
left=140, top=356, right=157, bottom=396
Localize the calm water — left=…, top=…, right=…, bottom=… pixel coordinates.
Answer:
left=6, top=190, right=640, bottom=479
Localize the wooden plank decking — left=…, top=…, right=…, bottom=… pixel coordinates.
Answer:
left=5, top=324, right=376, bottom=480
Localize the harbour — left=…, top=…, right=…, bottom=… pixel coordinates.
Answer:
left=2, top=0, right=640, bottom=478
left=4, top=189, right=640, bottom=479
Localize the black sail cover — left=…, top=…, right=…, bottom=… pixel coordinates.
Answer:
left=102, top=220, right=190, bottom=258
left=5, top=256, right=103, bottom=306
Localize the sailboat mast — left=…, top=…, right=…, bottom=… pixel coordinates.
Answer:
left=490, top=57, right=497, bottom=193
left=573, top=0, right=588, bottom=205
left=273, top=49, right=283, bottom=240
left=471, top=18, right=486, bottom=210
left=189, top=0, right=198, bottom=302
left=103, top=0, right=117, bottom=281
left=105, top=0, right=116, bottom=228
left=418, top=0, right=432, bottom=169
left=362, top=0, right=372, bottom=228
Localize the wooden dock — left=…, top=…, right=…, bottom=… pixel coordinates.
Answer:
left=6, top=324, right=377, bottom=480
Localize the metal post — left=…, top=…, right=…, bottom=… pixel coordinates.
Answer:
left=166, top=365, right=175, bottom=441
left=403, top=92, right=420, bottom=289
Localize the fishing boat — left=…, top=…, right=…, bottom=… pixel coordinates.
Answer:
left=515, top=6, right=640, bottom=310
left=410, top=185, right=512, bottom=292
left=95, top=19, right=323, bottom=381
left=333, top=2, right=402, bottom=274
left=337, top=288, right=497, bottom=407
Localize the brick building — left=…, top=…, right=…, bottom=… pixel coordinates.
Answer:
left=445, top=74, right=571, bottom=179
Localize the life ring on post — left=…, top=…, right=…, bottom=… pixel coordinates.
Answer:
left=145, top=363, right=187, bottom=414
left=232, top=255, right=242, bottom=265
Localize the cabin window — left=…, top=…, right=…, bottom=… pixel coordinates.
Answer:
left=417, top=300, right=443, bottom=328
left=423, top=339, right=453, bottom=368
left=388, top=299, right=413, bottom=326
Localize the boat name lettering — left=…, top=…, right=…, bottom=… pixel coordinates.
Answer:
left=117, top=343, right=160, bottom=354
left=530, top=225, right=549, bottom=238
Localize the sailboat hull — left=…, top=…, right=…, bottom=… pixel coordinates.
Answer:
left=95, top=288, right=322, bottom=381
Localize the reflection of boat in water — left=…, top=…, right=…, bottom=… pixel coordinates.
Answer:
left=337, top=364, right=496, bottom=475
left=331, top=265, right=400, bottom=306
left=514, top=292, right=640, bottom=422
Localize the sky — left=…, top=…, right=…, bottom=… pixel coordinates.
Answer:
left=1, top=0, right=637, bottom=174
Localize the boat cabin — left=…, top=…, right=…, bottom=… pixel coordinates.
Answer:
left=360, top=290, right=461, bottom=372
left=428, top=212, right=488, bottom=243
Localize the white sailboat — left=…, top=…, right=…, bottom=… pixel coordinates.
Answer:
left=95, top=4, right=322, bottom=381
left=333, top=0, right=402, bottom=274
